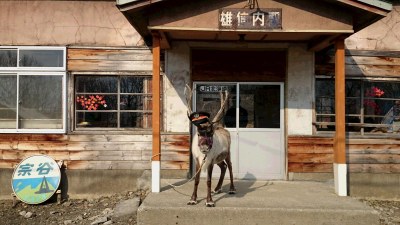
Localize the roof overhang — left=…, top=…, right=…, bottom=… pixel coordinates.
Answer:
left=117, top=0, right=392, bottom=51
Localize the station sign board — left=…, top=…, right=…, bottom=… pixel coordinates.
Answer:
left=11, top=155, right=61, bottom=204
left=219, top=8, right=282, bottom=30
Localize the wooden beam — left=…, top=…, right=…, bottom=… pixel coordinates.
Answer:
left=152, top=32, right=161, bottom=162
left=335, top=0, right=389, bottom=16
left=308, top=35, right=340, bottom=52
left=334, top=38, right=346, bottom=164
left=159, top=31, right=171, bottom=49
left=151, top=32, right=161, bottom=193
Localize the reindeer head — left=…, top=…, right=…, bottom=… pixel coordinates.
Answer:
left=185, top=84, right=229, bottom=154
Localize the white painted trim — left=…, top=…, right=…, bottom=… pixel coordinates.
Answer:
left=334, top=163, right=348, bottom=196
left=152, top=161, right=161, bottom=193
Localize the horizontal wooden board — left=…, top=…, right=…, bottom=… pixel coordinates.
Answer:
left=324, top=56, right=400, bottom=66
left=348, top=164, right=400, bottom=173
left=66, top=160, right=188, bottom=170
left=288, top=153, right=333, bottom=163
left=346, top=50, right=400, bottom=58
left=68, top=48, right=153, bottom=61
left=288, top=163, right=332, bottom=173
left=288, top=144, right=333, bottom=154
left=288, top=137, right=333, bottom=144
left=348, top=154, right=400, bottom=164
left=315, top=64, right=400, bottom=77
left=0, top=133, right=190, bottom=171
left=68, top=60, right=153, bottom=72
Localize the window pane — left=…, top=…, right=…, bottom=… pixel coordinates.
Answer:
left=239, top=85, right=280, bottom=128
left=19, top=50, right=63, bottom=67
left=0, top=75, right=17, bottom=128
left=0, top=49, right=17, bottom=67
left=121, top=76, right=145, bottom=93
left=76, top=76, right=118, bottom=93
left=121, top=112, right=152, bottom=128
left=19, top=75, right=63, bottom=129
left=315, top=79, right=335, bottom=115
left=76, top=112, right=117, bottom=128
left=316, top=79, right=334, bottom=97
left=346, top=80, right=361, bottom=97
left=120, top=95, right=145, bottom=110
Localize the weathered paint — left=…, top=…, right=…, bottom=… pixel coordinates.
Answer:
left=346, top=5, right=400, bottom=50
left=164, top=42, right=191, bottom=132
left=0, top=1, right=143, bottom=46
left=149, top=0, right=352, bottom=32
left=287, top=44, right=314, bottom=135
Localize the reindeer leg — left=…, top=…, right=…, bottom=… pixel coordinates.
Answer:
left=188, top=159, right=201, bottom=205
left=226, top=153, right=236, bottom=194
left=205, top=163, right=215, bottom=207
left=213, top=161, right=227, bottom=194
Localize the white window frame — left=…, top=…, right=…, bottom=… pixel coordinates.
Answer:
left=0, top=46, right=66, bottom=71
left=0, top=46, right=67, bottom=133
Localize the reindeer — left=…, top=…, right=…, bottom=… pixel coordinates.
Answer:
left=185, top=84, right=236, bottom=207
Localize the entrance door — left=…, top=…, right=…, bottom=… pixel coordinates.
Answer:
left=194, top=82, right=284, bottom=180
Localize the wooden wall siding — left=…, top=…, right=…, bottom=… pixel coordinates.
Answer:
left=315, top=50, right=400, bottom=77
left=0, top=134, right=189, bottom=170
left=192, top=49, right=287, bottom=82
left=288, top=136, right=400, bottom=173
left=67, top=48, right=155, bottom=72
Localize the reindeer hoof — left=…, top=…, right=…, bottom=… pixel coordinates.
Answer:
left=212, top=189, right=222, bottom=194
left=229, top=189, right=236, bottom=194
left=205, top=201, right=215, bottom=207
left=187, top=200, right=197, bottom=205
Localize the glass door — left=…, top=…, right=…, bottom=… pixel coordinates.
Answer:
left=194, top=82, right=284, bottom=180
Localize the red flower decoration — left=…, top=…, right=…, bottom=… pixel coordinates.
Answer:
left=76, top=95, right=107, bottom=111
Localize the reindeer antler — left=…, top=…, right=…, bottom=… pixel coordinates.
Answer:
left=184, top=84, right=193, bottom=117
left=212, top=90, right=229, bottom=123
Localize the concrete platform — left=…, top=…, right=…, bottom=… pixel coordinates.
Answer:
left=137, top=180, right=379, bottom=225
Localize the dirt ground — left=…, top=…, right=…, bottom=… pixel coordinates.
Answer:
left=0, top=190, right=148, bottom=225
left=0, top=192, right=399, bottom=225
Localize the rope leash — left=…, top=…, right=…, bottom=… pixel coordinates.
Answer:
left=150, top=153, right=207, bottom=189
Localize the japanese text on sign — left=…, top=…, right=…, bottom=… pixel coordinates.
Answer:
left=198, top=85, right=229, bottom=93
left=219, top=8, right=282, bottom=30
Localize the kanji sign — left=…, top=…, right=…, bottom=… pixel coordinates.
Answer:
left=12, top=155, right=61, bottom=204
left=219, top=8, right=282, bottom=30
left=198, top=85, right=229, bottom=93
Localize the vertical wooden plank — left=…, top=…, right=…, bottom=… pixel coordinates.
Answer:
left=152, top=33, right=161, bottom=162
left=334, top=39, right=346, bottom=164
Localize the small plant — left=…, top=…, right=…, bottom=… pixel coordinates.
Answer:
left=76, top=95, right=107, bottom=111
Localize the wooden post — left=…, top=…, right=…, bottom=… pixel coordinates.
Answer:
left=152, top=32, right=161, bottom=193
left=334, top=38, right=347, bottom=196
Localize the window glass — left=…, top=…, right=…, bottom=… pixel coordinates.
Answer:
left=19, top=75, right=63, bottom=129
left=239, top=85, right=280, bottom=128
left=0, top=49, right=17, bottom=67
left=19, top=50, right=64, bottom=67
left=75, top=75, right=153, bottom=129
left=0, top=75, right=17, bottom=128
left=76, top=76, right=118, bottom=93
left=315, top=78, right=400, bottom=134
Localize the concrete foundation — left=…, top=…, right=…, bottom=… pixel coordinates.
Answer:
left=290, top=172, right=400, bottom=200
left=0, top=169, right=187, bottom=200
left=348, top=173, right=400, bottom=200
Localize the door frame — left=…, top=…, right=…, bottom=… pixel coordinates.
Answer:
left=192, top=82, right=285, bottom=180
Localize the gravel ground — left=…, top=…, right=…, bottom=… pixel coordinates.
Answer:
left=0, top=190, right=148, bottom=225
left=0, top=192, right=399, bottom=225
left=361, top=199, right=400, bottom=225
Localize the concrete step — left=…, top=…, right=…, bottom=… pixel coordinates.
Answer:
left=137, top=180, right=379, bottom=225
